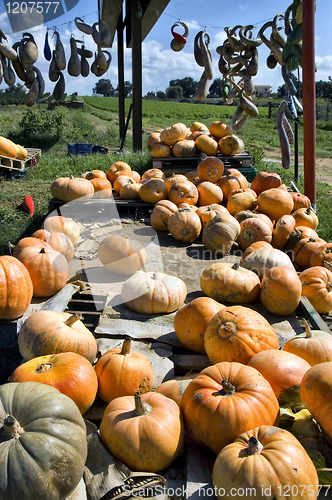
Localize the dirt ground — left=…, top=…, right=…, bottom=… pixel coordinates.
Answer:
left=263, top=147, right=332, bottom=186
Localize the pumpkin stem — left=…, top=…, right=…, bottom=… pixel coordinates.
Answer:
left=232, top=262, right=240, bottom=270
left=64, top=313, right=84, bottom=327
left=134, top=391, right=151, bottom=416
left=3, top=415, right=24, bottom=439
left=303, top=319, right=313, bottom=338
left=247, top=436, right=263, bottom=455
left=121, top=337, right=132, bottom=355
left=39, top=247, right=46, bottom=254
left=36, top=362, right=52, bottom=373
left=221, top=379, right=235, bottom=396
left=323, top=260, right=332, bottom=271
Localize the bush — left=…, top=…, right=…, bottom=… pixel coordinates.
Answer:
left=18, top=108, right=66, bottom=140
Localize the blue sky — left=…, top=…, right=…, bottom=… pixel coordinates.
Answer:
left=0, top=0, right=331, bottom=97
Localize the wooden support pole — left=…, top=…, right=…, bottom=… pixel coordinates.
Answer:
left=302, top=0, right=316, bottom=207
left=117, top=7, right=125, bottom=142
left=131, top=0, right=143, bottom=151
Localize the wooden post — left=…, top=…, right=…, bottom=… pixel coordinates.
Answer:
left=117, top=7, right=125, bottom=142
left=302, top=0, right=316, bottom=208
left=131, top=0, right=142, bottom=151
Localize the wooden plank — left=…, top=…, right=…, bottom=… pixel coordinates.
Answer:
left=299, top=296, right=331, bottom=333
left=185, top=441, right=216, bottom=500
left=172, top=354, right=210, bottom=375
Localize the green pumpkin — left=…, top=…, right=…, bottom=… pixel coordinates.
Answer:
left=0, top=381, right=87, bottom=500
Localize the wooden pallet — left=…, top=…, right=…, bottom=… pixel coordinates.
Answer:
left=0, top=148, right=41, bottom=172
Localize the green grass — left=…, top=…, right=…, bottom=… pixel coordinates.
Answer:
left=0, top=97, right=332, bottom=254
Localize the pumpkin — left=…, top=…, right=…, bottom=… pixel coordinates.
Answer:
left=260, top=265, right=302, bottom=316
left=250, top=171, right=282, bottom=195
left=50, top=175, right=94, bottom=202
left=248, top=349, right=311, bottom=407
left=168, top=179, right=199, bottom=206
left=0, top=136, right=19, bottom=158
left=16, top=144, right=28, bottom=160
left=196, top=203, right=229, bottom=228
left=240, top=246, right=295, bottom=279
left=139, top=178, right=168, bottom=203
left=202, top=212, right=241, bottom=256
left=146, top=131, right=161, bottom=151
left=218, top=134, right=244, bottom=156
left=32, top=229, right=75, bottom=261
left=141, top=168, right=166, bottom=181
left=121, top=271, right=187, bottom=314
left=200, top=262, right=260, bottom=304
left=107, top=161, right=131, bottom=183
left=234, top=210, right=274, bottom=231
left=174, top=297, right=225, bottom=353
left=180, top=362, right=279, bottom=454
left=0, top=381, right=87, bottom=500
left=95, top=338, right=154, bottom=404
left=190, top=121, right=208, bottom=132
left=119, top=182, right=141, bottom=199
left=172, top=139, right=196, bottom=157
left=208, top=121, right=233, bottom=139
left=160, top=122, right=188, bottom=146
left=100, top=391, right=184, bottom=472
left=10, top=352, right=98, bottom=414
left=155, top=378, right=192, bottom=406
left=292, top=206, right=319, bottom=230
left=80, top=169, right=107, bottom=179
left=195, top=134, right=219, bottom=155
left=188, top=130, right=205, bottom=141
left=242, top=240, right=273, bottom=260
left=226, top=190, right=257, bottom=215
left=130, top=170, right=141, bottom=182
left=89, top=177, right=113, bottom=199
left=217, top=170, right=248, bottom=202
left=299, top=266, right=332, bottom=313
left=256, top=188, right=294, bottom=221
left=300, top=362, right=332, bottom=445
left=42, top=215, right=80, bottom=245
left=310, top=242, right=332, bottom=267
left=197, top=181, right=223, bottom=206
left=204, top=305, right=279, bottom=365
left=197, top=156, right=224, bottom=183
left=16, top=246, right=68, bottom=297
left=164, top=173, right=188, bottom=192
left=212, top=426, right=318, bottom=500
left=0, top=255, right=33, bottom=320
left=18, top=310, right=98, bottom=363
left=167, top=207, right=202, bottom=243
left=271, top=214, right=296, bottom=249
left=113, top=175, right=135, bottom=194
left=150, top=141, right=171, bottom=158
left=98, top=234, right=146, bottom=275
left=283, top=320, right=332, bottom=366
left=13, top=236, right=53, bottom=259
left=185, top=169, right=200, bottom=185
left=237, top=217, right=273, bottom=251
left=292, top=236, right=326, bottom=269
left=291, top=191, right=311, bottom=211
left=150, top=199, right=178, bottom=231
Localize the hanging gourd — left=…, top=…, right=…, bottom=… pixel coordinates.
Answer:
left=43, top=31, right=51, bottom=61
left=170, top=21, right=189, bottom=52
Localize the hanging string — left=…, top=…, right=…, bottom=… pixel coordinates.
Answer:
left=97, top=0, right=101, bottom=26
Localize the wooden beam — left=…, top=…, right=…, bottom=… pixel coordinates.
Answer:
left=117, top=9, right=125, bottom=141
left=131, top=0, right=142, bottom=151
left=101, top=0, right=123, bottom=47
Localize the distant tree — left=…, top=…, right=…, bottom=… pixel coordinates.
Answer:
left=156, top=90, right=166, bottom=99
left=144, top=91, right=156, bottom=99
left=116, top=81, right=133, bottom=98
left=93, top=79, right=114, bottom=97
left=166, top=86, right=183, bottom=99
left=169, top=77, right=197, bottom=98
left=0, top=84, right=26, bottom=105
left=316, top=79, right=332, bottom=99
left=209, top=78, right=223, bottom=97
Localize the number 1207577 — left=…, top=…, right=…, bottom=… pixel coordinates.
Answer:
left=5, top=2, right=59, bottom=14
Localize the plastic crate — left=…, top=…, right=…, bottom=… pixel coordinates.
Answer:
left=68, top=143, right=93, bottom=155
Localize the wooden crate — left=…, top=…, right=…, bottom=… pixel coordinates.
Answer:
left=0, top=148, right=41, bottom=172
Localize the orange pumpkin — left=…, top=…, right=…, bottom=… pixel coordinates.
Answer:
left=250, top=171, right=282, bottom=195
left=195, top=134, right=219, bottom=156
left=81, top=169, right=107, bottom=180
left=200, top=262, right=260, bottom=304
left=185, top=169, right=200, bottom=185
left=99, top=391, right=184, bottom=472
left=237, top=217, right=273, bottom=251
left=271, top=214, right=296, bottom=250
left=172, top=139, right=196, bottom=158
left=141, top=168, right=166, bottom=181
left=50, top=175, right=94, bottom=202
left=42, top=215, right=80, bottom=245
left=146, top=131, right=161, bottom=151
left=234, top=210, right=274, bottom=231
left=89, top=177, right=113, bottom=199
left=299, top=266, right=332, bottom=313
left=283, top=320, right=332, bottom=366
left=190, top=121, right=208, bottom=132
left=13, top=237, right=53, bottom=260
left=197, top=181, right=223, bottom=206
left=212, top=426, right=318, bottom=500
left=256, top=188, right=294, bottom=221
left=174, top=297, right=225, bottom=353
left=119, top=182, right=141, bottom=200
left=217, top=170, right=248, bottom=202
left=180, top=362, right=279, bottom=454
left=32, top=229, right=75, bottom=262
left=310, top=242, right=332, bottom=267
left=18, top=310, right=98, bottom=363
left=202, top=212, right=241, bottom=256
left=160, top=122, right=188, bottom=146
left=241, top=240, right=273, bottom=261
left=260, top=265, right=302, bottom=316
left=139, top=178, right=168, bottom=203
left=95, top=338, right=154, bottom=404
left=168, top=179, right=199, bottom=206
left=208, top=121, right=233, bottom=139
left=164, top=174, right=188, bottom=192
left=204, top=305, right=279, bottom=365
left=226, top=190, right=257, bottom=215
left=167, top=207, right=202, bottom=243
left=155, top=378, right=192, bottom=406
left=292, top=236, right=326, bottom=269
left=97, top=234, right=146, bottom=275
left=0, top=255, right=33, bottom=320
left=196, top=204, right=229, bottom=228
left=292, top=206, right=319, bottom=230
left=218, top=134, right=244, bottom=156
left=150, top=142, right=171, bottom=158
left=10, top=352, right=98, bottom=414
left=291, top=191, right=311, bottom=211
left=240, top=246, right=295, bottom=280
left=150, top=199, right=178, bottom=231
left=107, top=161, right=131, bottom=183
left=197, top=156, right=224, bottom=183
left=113, top=175, right=135, bottom=194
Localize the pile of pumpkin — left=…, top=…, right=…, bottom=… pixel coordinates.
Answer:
left=0, top=135, right=28, bottom=160
left=146, top=120, right=245, bottom=158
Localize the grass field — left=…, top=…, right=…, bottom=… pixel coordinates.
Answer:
left=0, top=96, right=331, bottom=254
